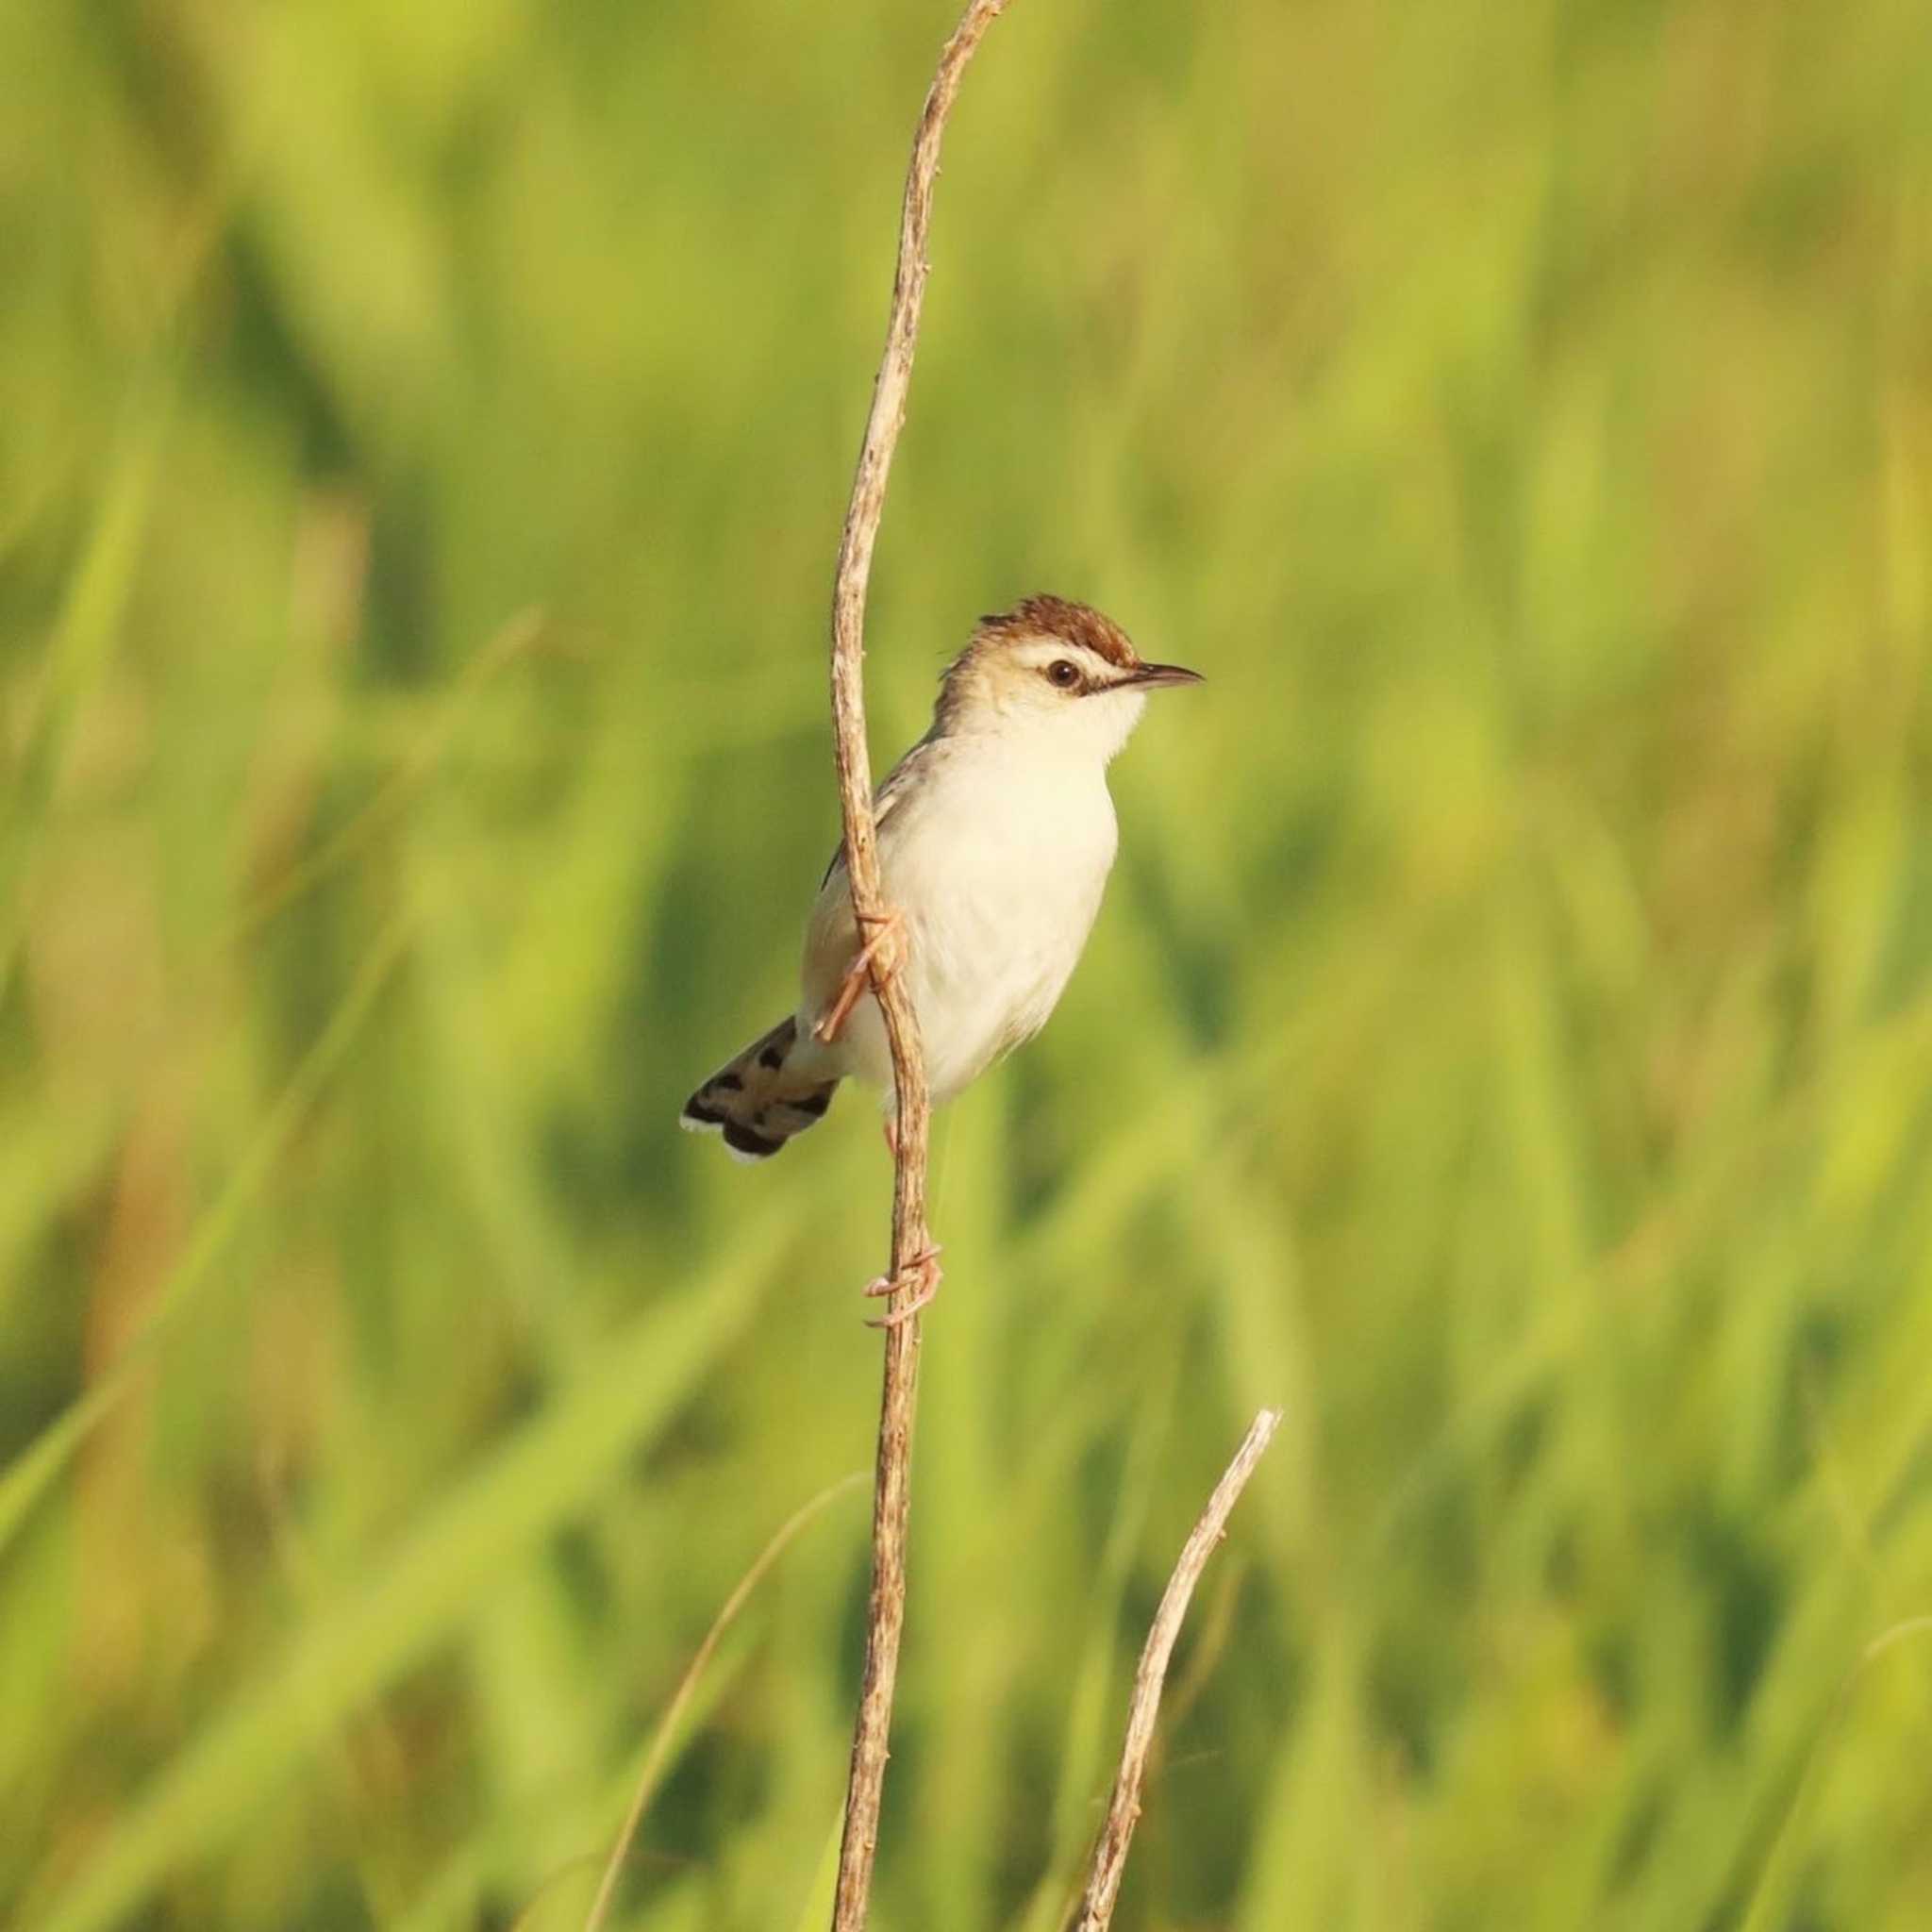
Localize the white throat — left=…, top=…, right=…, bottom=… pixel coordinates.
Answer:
left=947, top=684, right=1148, bottom=771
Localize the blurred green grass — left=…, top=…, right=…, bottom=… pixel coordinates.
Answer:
left=4, top=0, right=1932, bottom=1926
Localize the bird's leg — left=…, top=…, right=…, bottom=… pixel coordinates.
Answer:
left=814, top=907, right=906, bottom=1045
left=861, top=1243, right=944, bottom=1329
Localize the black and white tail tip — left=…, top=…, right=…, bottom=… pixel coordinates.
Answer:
left=680, top=1015, right=840, bottom=1162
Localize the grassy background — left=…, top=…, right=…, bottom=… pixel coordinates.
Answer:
left=6, top=0, right=1932, bottom=1926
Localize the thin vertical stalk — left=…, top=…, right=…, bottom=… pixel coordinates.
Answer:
left=824, top=5, right=1015, bottom=1928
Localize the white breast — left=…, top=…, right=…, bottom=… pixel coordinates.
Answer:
left=800, top=734, right=1119, bottom=1103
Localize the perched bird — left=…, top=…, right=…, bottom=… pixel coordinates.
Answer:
left=681, top=595, right=1201, bottom=1175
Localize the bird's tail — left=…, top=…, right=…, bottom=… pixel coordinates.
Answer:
left=680, top=1015, right=840, bottom=1161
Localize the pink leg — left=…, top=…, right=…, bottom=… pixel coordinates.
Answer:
left=814, top=908, right=906, bottom=1045
left=861, top=1244, right=943, bottom=1328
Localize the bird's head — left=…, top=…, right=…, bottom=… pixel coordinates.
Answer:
left=933, top=594, right=1202, bottom=762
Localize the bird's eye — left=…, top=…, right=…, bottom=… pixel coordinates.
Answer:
left=1045, top=658, right=1081, bottom=690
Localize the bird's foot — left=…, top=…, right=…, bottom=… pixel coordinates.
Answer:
left=814, top=908, right=907, bottom=1045
left=862, top=1243, right=943, bottom=1329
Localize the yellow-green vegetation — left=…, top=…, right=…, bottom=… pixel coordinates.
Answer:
left=6, top=2, right=1932, bottom=1927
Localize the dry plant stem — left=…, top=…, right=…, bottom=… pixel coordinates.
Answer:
left=825, top=4, right=1013, bottom=1927
left=1070, top=1407, right=1285, bottom=1932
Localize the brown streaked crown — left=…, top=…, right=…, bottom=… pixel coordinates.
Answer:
left=973, top=594, right=1141, bottom=670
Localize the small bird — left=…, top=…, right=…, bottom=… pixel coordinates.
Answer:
left=681, top=595, right=1201, bottom=1183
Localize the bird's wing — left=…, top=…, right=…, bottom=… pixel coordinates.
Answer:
left=816, top=737, right=933, bottom=890
left=801, top=740, right=938, bottom=1026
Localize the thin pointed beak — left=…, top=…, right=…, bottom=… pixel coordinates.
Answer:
left=1124, top=661, right=1205, bottom=690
